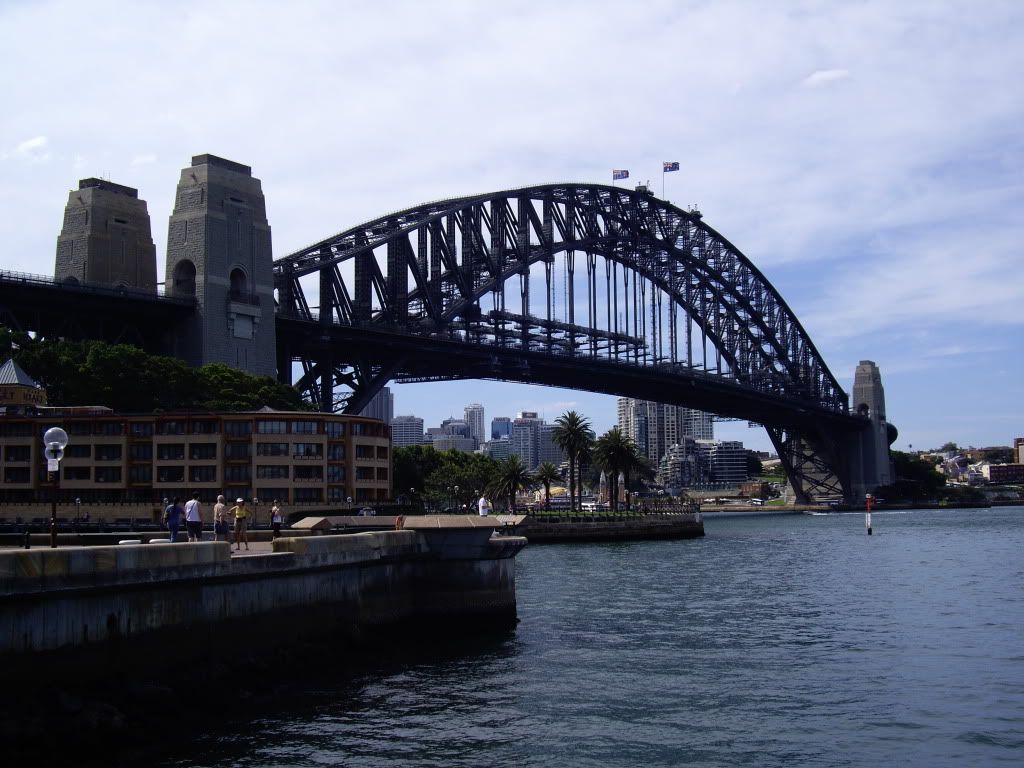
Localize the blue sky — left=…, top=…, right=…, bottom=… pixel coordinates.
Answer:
left=2, top=0, right=1022, bottom=452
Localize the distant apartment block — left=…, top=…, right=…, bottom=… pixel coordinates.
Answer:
left=390, top=415, right=425, bottom=447
left=0, top=409, right=391, bottom=506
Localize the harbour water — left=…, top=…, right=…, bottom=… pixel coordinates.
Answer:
left=157, top=507, right=1023, bottom=767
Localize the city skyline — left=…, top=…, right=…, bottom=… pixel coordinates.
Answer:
left=2, top=2, right=1021, bottom=453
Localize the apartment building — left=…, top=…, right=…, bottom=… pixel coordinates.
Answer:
left=0, top=408, right=391, bottom=506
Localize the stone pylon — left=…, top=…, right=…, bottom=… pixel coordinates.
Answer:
left=55, top=178, right=157, bottom=292
left=164, top=155, right=277, bottom=377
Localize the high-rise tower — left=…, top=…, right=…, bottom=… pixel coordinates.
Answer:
left=55, top=178, right=157, bottom=291
left=164, top=155, right=276, bottom=376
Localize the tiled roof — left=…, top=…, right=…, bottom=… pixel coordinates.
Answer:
left=0, top=358, right=39, bottom=387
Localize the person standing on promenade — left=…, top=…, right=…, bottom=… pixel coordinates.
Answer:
left=184, top=491, right=203, bottom=542
left=478, top=495, right=491, bottom=517
left=231, top=497, right=250, bottom=551
left=164, top=497, right=183, bottom=543
left=213, top=495, right=228, bottom=542
left=270, top=499, right=283, bottom=539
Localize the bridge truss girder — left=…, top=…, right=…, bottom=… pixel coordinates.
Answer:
left=274, top=183, right=865, bottom=501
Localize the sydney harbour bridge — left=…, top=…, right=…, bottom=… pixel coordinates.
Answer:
left=0, top=168, right=892, bottom=504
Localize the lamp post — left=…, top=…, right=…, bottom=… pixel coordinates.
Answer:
left=43, top=426, right=69, bottom=548
left=252, top=498, right=260, bottom=529
left=454, top=485, right=460, bottom=513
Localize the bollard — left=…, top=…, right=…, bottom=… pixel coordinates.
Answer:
left=24, top=529, right=31, bottom=549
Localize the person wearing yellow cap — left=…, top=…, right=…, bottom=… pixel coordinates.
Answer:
left=230, top=497, right=250, bottom=551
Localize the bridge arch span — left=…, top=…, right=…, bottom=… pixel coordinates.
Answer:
left=273, top=183, right=865, bottom=501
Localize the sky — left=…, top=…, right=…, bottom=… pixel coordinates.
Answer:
left=1, top=0, right=1022, bottom=453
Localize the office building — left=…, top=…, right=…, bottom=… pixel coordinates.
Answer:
left=390, top=415, right=425, bottom=447
left=464, top=403, right=485, bottom=447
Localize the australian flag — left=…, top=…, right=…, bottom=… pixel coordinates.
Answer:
left=663, top=161, right=680, bottom=172
left=612, top=169, right=629, bottom=181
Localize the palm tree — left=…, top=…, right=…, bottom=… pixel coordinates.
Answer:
left=552, top=411, right=595, bottom=512
left=534, top=462, right=561, bottom=511
left=593, top=427, right=638, bottom=512
left=486, top=455, right=533, bottom=513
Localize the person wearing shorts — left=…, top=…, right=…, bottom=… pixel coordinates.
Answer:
left=184, top=491, right=203, bottom=542
left=231, top=498, right=249, bottom=551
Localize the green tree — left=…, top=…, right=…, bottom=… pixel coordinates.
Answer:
left=593, top=427, right=638, bottom=512
left=534, top=462, right=561, bottom=511
left=10, top=336, right=309, bottom=412
left=486, top=455, right=533, bottom=513
left=552, top=410, right=594, bottom=512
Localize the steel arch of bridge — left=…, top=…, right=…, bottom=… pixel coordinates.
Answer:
left=272, top=183, right=864, bottom=501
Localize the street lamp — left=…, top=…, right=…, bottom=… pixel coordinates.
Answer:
left=454, top=485, right=460, bottom=513
left=43, top=426, right=69, bottom=548
left=252, top=498, right=260, bottom=529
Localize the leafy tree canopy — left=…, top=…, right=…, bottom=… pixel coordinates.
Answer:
left=6, top=333, right=308, bottom=412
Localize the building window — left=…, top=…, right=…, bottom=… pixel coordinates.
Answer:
left=294, top=443, right=323, bottom=459
left=68, top=423, right=92, bottom=436
left=294, top=488, right=323, bottom=503
left=327, top=486, right=347, bottom=501
left=376, top=467, right=389, bottom=482
left=4, top=467, right=30, bottom=483
left=256, top=420, right=287, bottom=434
left=225, top=443, right=251, bottom=459
left=64, top=466, right=91, bottom=481
left=65, top=444, right=91, bottom=459
left=325, top=422, right=345, bottom=438
left=129, top=465, right=152, bottom=483
left=355, top=444, right=374, bottom=459
left=0, top=422, right=33, bottom=437
left=224, top=421, right=252, bottom=437
left=256, top=442, right=289, bottom=457
left=95, top=467, right=121, bottom=483
left=291, top=420, right=320, bottom=434
left=189, top=443, right=217, bottom=460
left=328, top=444, right=346, bottom=460
left=157, top=444, right=185, bottom=461
left=93, top=422, right=122, bottom=436
left=225, top=465, right=251, bottom=483
left=376, top=446, right=389, bottom=460
left=327, top=464, right=344, bottom=483
left=191, top=420, right=219, bottom=434
left=129, top=422, right=154, bottom=437
left=157, top=466, right=184, bottom=483
left=256, top=465, right=289, bottom=480
left=294, top=465, right=323, bottom=480
left=189, top=466, right=217, bottom=483
left=255, top=488, right=289, bottom=505
left=4, top=445, right=31, bottom=462
left=355, top=467, right=374, bottom=481
left=129, top=444, right=152, bottom=461
left=95, top=445, right=122, bottom=461
left=351, top=423, right=366, bottom=436
left=158, top=421, right=186, bottom=435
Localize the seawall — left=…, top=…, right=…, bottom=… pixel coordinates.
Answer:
left=1, top=521, right=526, bottom=658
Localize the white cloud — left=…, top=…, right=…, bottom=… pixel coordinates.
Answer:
left=801, top=68, right=850, bottom=88
left=14, top=135, right=49, bottom=162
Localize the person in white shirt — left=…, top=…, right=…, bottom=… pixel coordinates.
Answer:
left=478, top=496, right=491, bottom=516
left=184, top=491, right=203, bottom=542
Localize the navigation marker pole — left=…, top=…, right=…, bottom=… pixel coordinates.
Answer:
left=865, top=493, right=873, bottom=536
